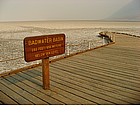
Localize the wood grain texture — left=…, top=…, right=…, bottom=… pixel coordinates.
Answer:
left=0, top=33, right=140, bottom=104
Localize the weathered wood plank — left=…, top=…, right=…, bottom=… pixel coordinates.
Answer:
left=28, top=69, right=87, bottom=104
left=0, top=80, right=33, bottom=105
left=33, top=68, right=113, bottom=104
left=64, top=56, right=140, bottom=79
left=0, top=90, right=18, bottom=105
left=51, top=63, right=140, bottom=99
left=16, top=70, right=81, bottom=105
left=50, top=67, right=140, bottom=104
left=55, top=59, right=140, bottom=84
left=95, top=47, right=140, bottom=58
left=20, top=71, right=77, bottom=105
left=3, top=76, right=48, bottom=105
left=55, top=54, right=140, bottom=76
left=10, top=73, right=65, bottom=105
left=52, top=62, right=140, bottom=93
left=58, top=59, right=140, bottom=82
left=50, top=75, right=115, bottom=105
left=50, top=66, right=140, bottom=104
left=23, top=69, right=96, bottom=105
left=87, top=55, right=140, bottom=70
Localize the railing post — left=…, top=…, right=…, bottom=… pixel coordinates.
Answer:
left=103, top=37, right=105, bottom=45
left=88, top=42, right=91, bottom=50
left=114, top=33, right=116, bottom=42
left=67, top=45, right=70, bottom=55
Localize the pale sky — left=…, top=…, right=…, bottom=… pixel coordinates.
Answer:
left=0, top=0, right=133, bottom=21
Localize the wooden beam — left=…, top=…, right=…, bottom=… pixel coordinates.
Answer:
left=42, top=58, right=50, bottom=90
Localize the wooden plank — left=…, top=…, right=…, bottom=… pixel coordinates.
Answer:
left=50, top=85, right=88, bottom=105
left=21, top=70, right=94, bottom=105
left=80, top=53, right=140, bottom=68
left=68, top=56, right=140, bottom=78
left=18, top=70, right=81, bottom=105
left=50, top=68, right=140, bottom=104
left=33, top=70, right=113, bottom=104
left=51, top=81, right=98, bottom=104
left=26, top=68, right=97, bottom=104
left=0, top=90, right=18, bottom=105
left=87, top=49, right=140, bottom=65
left=88, top=53, right=140, bottom=66
left=10, top=73, right=64, bottom=105
left=56, top=59, right=140, bottom=84
left=50, top=66, right=140, bottom=104
left=95, top=47, right=140, bottom=57
left=0, top=81, right=33, bottom=105
left=28, top=69, right=85, bottom=104
left=51, top=63, right=140, bottom=99
left=29, top=68, right=96, bottom=104
left=53, top=61, right=140, bottom=92
left=19, top=71, right=73, bottom=105
left=3, top=77, right=48, bottom=105
left=93, top=46, right=140, bottom=56
left=51, top=71, right=129, bottom=104
left=66, top=59, right=139, bottom=82
left=50, top=74, right=114, bottom=105
left=55, top=51, right=140, bottom=73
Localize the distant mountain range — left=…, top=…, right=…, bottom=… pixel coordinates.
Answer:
left=106, top=0, right=140, bottom=21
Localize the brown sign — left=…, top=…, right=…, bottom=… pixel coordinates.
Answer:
left=24, top=34, right=65, bottom=62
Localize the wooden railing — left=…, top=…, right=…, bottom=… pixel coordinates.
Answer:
left=0, top=34, right=114, bottom=77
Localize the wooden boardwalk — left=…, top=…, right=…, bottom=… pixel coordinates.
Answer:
left=0, top=33, right=140, bottom=105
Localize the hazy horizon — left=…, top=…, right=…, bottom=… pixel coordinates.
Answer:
left=0, top=0, right=136, bottom=22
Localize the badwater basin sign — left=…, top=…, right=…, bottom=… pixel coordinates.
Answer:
left=24, top=34, right=65, bottom=62
left=24, top=34, right=65, bottom=90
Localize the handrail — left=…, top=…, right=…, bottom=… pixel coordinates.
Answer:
left=0, top=34, right=112, bottom=77
left=0, top=40, right=98, bottom=63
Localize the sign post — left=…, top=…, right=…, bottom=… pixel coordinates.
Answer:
left=42, top=58, right=50, bottom=89
left=24, top=34, right=65, bottom=90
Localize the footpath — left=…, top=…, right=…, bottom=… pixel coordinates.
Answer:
left=0, top=33, right=140, bottom=105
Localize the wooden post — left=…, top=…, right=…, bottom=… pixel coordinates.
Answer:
left=42, top=58, right=50, bottom=90
left=114, top=33, right=116, bottom=42
left=88, top=42, right=91, bottom=50
left=103, top=37, right=105, bottom=45
left=67, top=45, right=70, bottom=55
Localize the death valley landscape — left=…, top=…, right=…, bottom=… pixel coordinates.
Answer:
left=1, top=1, right=140, bottom=74
left=0, top=0, right=140, bottom=105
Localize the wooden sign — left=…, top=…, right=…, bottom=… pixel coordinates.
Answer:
left=24, top=34, right=65, bottom=62
left=23, top=34, right=65, bottom=90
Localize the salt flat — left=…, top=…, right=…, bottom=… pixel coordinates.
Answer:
left=0, top=21, right=140, bottom=74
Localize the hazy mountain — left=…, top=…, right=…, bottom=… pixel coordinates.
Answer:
left=107, top=0, right=140, bottom=21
